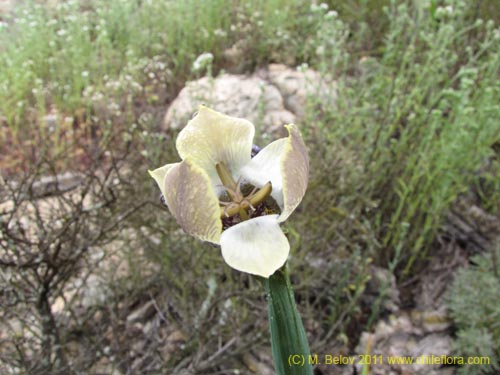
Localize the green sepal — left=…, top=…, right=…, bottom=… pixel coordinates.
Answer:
left=265, top=267, right=313, bottom=375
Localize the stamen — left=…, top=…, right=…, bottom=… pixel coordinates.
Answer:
left=238, top=207, right=249, bottom=220
left=249, top=182, right=272, bottom=207
left=216, top=168, right=273, bottom=220
left=216, top=161, right=237, bottom=195
left=220, top=202, right=239, bottom=218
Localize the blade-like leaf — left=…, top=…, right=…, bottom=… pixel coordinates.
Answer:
left=265, top=268, right=312, bottom=375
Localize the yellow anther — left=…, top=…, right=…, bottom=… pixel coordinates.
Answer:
left=249, top=182, right=272, bottom=207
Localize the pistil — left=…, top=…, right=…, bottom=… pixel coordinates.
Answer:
left=216, top=161, right=272, bottom=220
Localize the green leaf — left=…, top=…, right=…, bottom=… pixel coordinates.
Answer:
left=265, top=268, right=313, bottom=375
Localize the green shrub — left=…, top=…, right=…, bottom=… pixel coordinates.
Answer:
left=304, top=0, right=500, bottom=275
left=446, top=249, right=500, bottom=374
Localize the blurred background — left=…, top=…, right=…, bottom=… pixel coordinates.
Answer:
left=0, top=0, right=499, bottom=374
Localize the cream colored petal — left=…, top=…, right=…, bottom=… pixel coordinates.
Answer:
left=240, top=124, right=309, bottom=221
left=163, top=159, right=222, bottom=244
left=239, top=138, right=287, bottom=207
left=278, top=124, right=309, bottom=222
left=148, top=163, right=179, bottom=200
left=176, top=106, right=255, bottom=190
left=220, top=215, right=289, bottom=278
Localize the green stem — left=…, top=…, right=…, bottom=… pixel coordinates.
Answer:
left=265, top=267, right=313, bottom=375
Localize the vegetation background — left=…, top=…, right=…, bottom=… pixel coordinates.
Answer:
left=0, top=0, right=499, bottom=374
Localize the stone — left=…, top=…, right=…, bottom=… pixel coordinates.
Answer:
left=242, top=350, right=274, bottom=375
left=411, top=307, right=451, bottom=333
left=266, top=63, right=337, bottom=117
left=163, top=74, right=294, bottom=136
left=88, top=357, right=123, bottom=375
left=162, top=64, right=337, bottom=136
left=0, top=0, right=12, bottom=15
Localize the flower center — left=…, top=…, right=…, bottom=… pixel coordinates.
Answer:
left=216, top=161, right=274, bottom=223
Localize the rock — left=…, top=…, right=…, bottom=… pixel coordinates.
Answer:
left=160, top=329, right=187, bottom=362
left=266, top=63, right=337, bottom=117
left=411, top=307, right=451, bottom=333
left=242, top=350, right=274, bottom=375
left=88, top=357, right=123, bottom=375
left=162, top=64, right=337, bottom=136
left=79, top=274, right=111, bottom=308
left=0, top=0, right=12, bottom=15
left=355, top=312, right=453, bottom=375
left=163, top=74, right=294, bottom=136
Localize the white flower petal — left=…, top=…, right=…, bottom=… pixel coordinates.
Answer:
left=240, top=138, right=287, bottom=207
left=220, top=215, right=289, bottom=278
left=240, top=124, right=309, bottom=221
left=176, top=106, right=254, bottom=191
left=163, top=159, right=222, bottom=244
left=279, top=125, right=309, bottom=222
left=148, top=163, right=179, bottom=199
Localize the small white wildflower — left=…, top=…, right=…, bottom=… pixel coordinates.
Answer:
left=192, top=52, right=214, bottom=72
left=316, top=45, right=325, bottom=56
left=82, top=25, right=89, bottom=32
left=148, top=72, right=155, bottom=79
left=29, top=21, right=37, bottom=28
left=22, top=60, right=34, bottom=68
left=320, top=3, right=329, bottom=10
left=107, top=102, right=120, bottom=113
left=0, top=21, right=8, bottom=30
left=214, top=29, right=227, bottom=38
left=57, top=29, right=67, bottom=37
left=81, top=71, right=89, bottom=78
left=92, top=92, right=104, bottom=101
left=257, top=20, right=263, bottom=27
left=297, top=63, right=309, bottom=73
left=325, top=10, right=338, bottom=19
left=46, top=19, right=57, bottom=27
left=131, top=82, right=142, bottom=91
left=435, top=6, right=453, bottom=18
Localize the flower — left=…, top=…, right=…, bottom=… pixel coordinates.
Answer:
left=149, top=106, right=309, bottom=278
left=192, top=52, right=214, bottom=72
